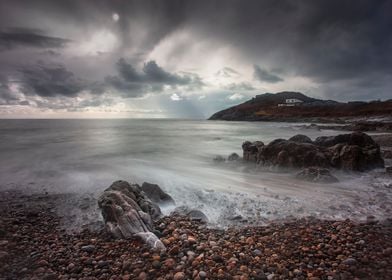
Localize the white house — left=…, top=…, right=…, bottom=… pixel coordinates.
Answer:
left=278, top=98, right=304, bottom=107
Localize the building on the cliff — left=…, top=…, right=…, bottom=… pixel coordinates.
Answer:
left=278, top=98, right=304, bottom=107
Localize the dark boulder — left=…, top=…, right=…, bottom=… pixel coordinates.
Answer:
left=257, top=139, right=328, bottom=168
left=323, top=132, right=384, bottom=171
left=242, top=132, right=384, bottom=171
left=172, top=206, right=208, bottom=223
left=98, top=180, right=165, bottom=251
left=141, top=182, right=175, bottom=206
left=228, top=153, right=240, bottom=161
left=314, top=131, right=377, bottom=147
left=242, top=141, right=264, bottom=161
left=296, top=167, right=339, bottom=183
left=289, top=134, right=313, bottom=144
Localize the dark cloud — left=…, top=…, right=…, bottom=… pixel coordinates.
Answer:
left=253, top=65, right=283, bottom=83
left=115, top=59, right=196, bottom=85
left=0, top=0, right=392, bottom=114
left=1, top=1, right=391, bottom=85
left=104, top=75, right=145, bottom=97
left=106, top=58, right=204, bottom=97
left=143, top=61, right=192, bottom=85
left=116, top=58, right=142, bottom=83
left=0, top=27, right=70, bottom=51
left=18, top=64, right=86, bottom=97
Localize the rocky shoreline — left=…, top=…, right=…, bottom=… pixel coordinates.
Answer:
left=298, top=121, right=392, bottom=133
left=1, top=131, right=392, bottom=280
left=1, top=190, right=392, bottom=280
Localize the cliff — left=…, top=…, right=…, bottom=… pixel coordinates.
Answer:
left=208, top=91, right=392, bottom=122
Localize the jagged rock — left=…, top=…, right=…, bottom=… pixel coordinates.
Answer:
left=314, top=131, right=377, bottom=147
left=289, top=134, right=313, bottom=144
left=242, top=141, right=264, bottom=161
left=141, top=182, right=175, bottom=206
left=296, top=167, right=339, bottom=183
left=98, top=180, right=165, bottom=251
left=228, top=153, right=240, bottom=161
left=323, top=132, right=384, bottom=171
left=243, top=132, right=384, bottom=171
left=172, top=206, right=208, bottom=223
left=258, top=139, right=329, bottom=168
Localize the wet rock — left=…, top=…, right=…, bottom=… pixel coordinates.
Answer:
left=141, top=182, right=175, bottom=206
left=98, top=180, right=165, bottom=251
left=243, top=132, right=384, bottom=171
left=296, top=167, right=339, bottom=183
left=289, top=134, right=313, bottom=144
left=242, top=141, right=264, bottom=161
left=228, top=153, right=240, bottom=161
left=257, top=138, right=328, bottom=168
left=172, top=206, right=208, bottom=223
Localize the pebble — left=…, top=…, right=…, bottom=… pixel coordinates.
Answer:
left=253, top=249, right=262, bottom=256
left=199, top=271, right=207, bottom=279
left=173, top=271, right=185, bottom=280
left=81, top=245, right=95, bottom=253
left=342, top=258, right=357, bottom=265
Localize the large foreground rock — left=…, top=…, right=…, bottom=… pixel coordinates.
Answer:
left=98, top=180, right=165, bottom=251
left=242, top=132, right=384, bottom=171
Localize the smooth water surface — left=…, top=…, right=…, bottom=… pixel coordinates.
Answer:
left=0, top=119, right=390, bottom=225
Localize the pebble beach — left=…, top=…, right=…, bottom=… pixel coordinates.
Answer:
left=1, top=191, right=391, bottom=280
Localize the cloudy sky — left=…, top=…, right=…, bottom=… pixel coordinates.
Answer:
left=0, top=0, right=391, bottom=118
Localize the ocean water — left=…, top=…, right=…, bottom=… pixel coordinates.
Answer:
left=0, top=119, right=390, bottom=226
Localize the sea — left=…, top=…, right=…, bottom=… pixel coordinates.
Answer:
left=0, top=119, right=390, bottom=227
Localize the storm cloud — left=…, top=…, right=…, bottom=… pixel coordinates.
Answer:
left=0, top=27, right=70, bottom=51
left=18, top=64, right=86, bottom=97
left=0, top=0, right=391, bottom=117
left=253, top=65, right=283, bottom=83
left=105, top=58, right=204, bottom=97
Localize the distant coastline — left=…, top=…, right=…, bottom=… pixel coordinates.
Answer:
left=208, top=92, right=392, bottom=126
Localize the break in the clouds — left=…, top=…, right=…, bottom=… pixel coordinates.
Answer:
left=0, top=0, right=391, bottom=118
